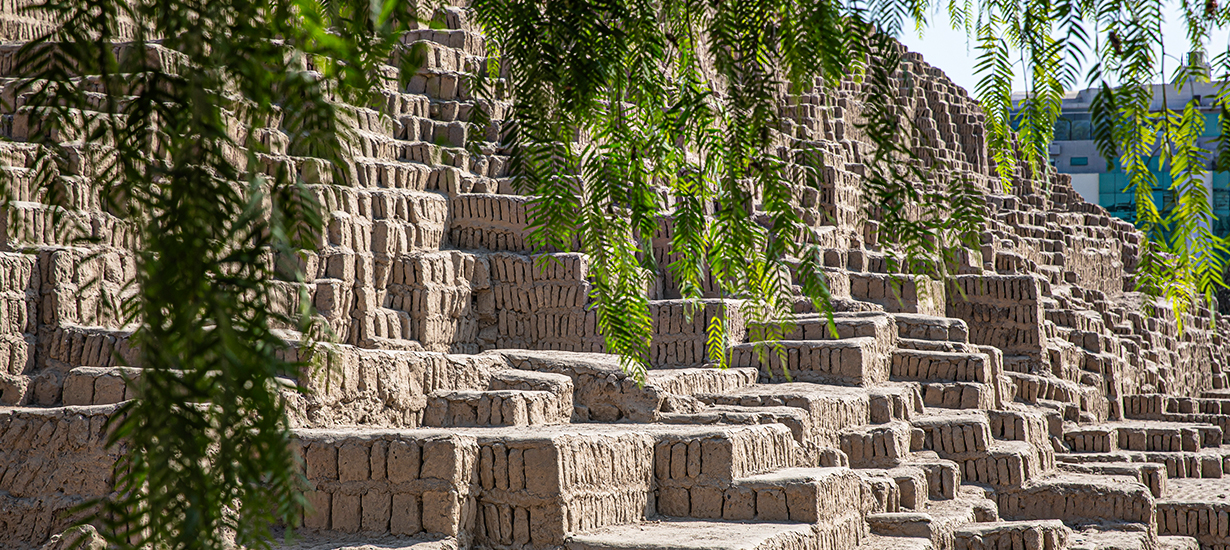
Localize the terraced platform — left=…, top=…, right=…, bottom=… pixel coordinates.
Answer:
left=1, top=1, right=1230, bottom=549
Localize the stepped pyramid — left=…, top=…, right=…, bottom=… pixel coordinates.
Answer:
left=3, top=3, right=1230, bottom=550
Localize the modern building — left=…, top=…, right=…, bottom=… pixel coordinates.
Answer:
left=1011, top=57, right=1230, bottom=236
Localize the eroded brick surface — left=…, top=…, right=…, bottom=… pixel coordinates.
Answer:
left=2, top=5, right=1230, bottom=550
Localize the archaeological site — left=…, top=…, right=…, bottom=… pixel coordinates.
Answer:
left=3, top=2, right=1230, bottom=550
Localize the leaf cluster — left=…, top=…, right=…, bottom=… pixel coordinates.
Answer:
left=7, top=0, right=416, bottom=548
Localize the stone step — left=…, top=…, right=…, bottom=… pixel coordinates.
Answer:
left=865, top=487, right=998, bottom=550
left=920, top=382, right=995, bottom=410
left=1064, top=421, right=1223, bottom=452
left=1056, top=449, right=1230, bottom=480
left=347, top=147, right=464, bottom=192
left=1124, top=394, right=1230, bottom=444
left=906, top=456, right=964, bottom=500
left=1062, top=425, right=1120, bottom=453
left=1006, top=372, right=1105, bottom=422
left=951, top=441, right=1043, bottom=488
left=271, top=534, right=454, bottom=550
left=891, top=349, right=992, bottom=384
left=491, top=348, right=687, bottom=423
left=422, top=389, right=567, bottom=427
left=857, top=462, right=954, bottom=510
left=400, top=36, right=486, bottom=73
left=654, top=423, right=801, bottom=476
left=728, top=339, right=890, bottom=387
left=1158, top=536, right=1202, bottom=550
left=1157, top=478, right=1230, bottom=548
left=447, top=194, right=532, bottom=252
left=656, top=405, right=828, bottom=465
left=840, top=420, right=914, bottom=468
left=1056, top=461, right=1168, bottom=498
left=295, top=430, right=484, bottom=539
left=295, top=425, right=662, bottom=547
left=911, top=412, right=994, bottom=456
left=727, top=467, right=869, bottom=524
left=853, top=534, right=935, bottom=550
left=0, top=405, right=119, bottom=545
left=848, top=273, right=946, bottom=317
left=859, top=469, right=908, bottom=514
left=696, top=382, right=923, bottom=449
left=653, top=424, right=802, bottom=518
left=565, top=518, right=858, bottom=550
left=287, top=347, right=578, bottom=429
left=987, top=409, right=1058, bottom=448
left=646, top=367, right=759, bottom=398
left=403, top=69, right=477, bottom=102
left=891, top=314, right=970, bottom=344
left=897, top=339, right=975, bottom=353
left=647, top=299, right=747, bottom=368
left=762, top=311, right=896, bottom=345
left=953, top=520, right=1071, bottom=550
left=62, top=366, right=139, bottom=405
left=995, top=472, right=1155, bottom=527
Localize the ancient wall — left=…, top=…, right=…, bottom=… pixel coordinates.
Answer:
left=4, top=4, right=1230, bottom=550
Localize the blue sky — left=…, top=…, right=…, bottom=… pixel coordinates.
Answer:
left=895, top=6, right=1230, bottom=94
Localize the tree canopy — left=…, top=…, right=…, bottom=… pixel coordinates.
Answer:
left=11, top=0, right=413, bottom=547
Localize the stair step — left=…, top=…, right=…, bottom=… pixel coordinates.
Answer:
left=1056, top=461, right=1168, bottom=498
left=0, top=405, right=119, bottom=545
left=423, top=389, right=566, bottom=427
left=867, top=487, right=997, bottom=550
left=62, top=366, right=139, bottom=405
left=1066, top=524, right=1155, bottom=550
left=920, top=382, right=995, bottom=410
left=995, top=472, right=1154, bottom=526
left=855, top=464, right=932, bottom=512
left=1158, top=536, right=1201, bottom=550
left=1157, top=496, right=1230, bottom=548
left=1155, top=477, right=1230, bottom=547
left=653, top=424, right=799, bottom=487
left=954, top=520, right=1070, bottom=550
left=647, top=367, right=759, bottom=397
left=1056, top=449, right=1230, bottom=479
left=728, top=338, right=890, bottom=386
left=294, top=425, right=661, bottom=545
left=731, top=467, right=869, bottom=523
left=657, top=405, right=822, bottom=462
left=892, top=314, right=970, bottom=343
left=929, top=486, right=1000, bottom=524
left=906, top=456, right=964, bottom=500
left=1063, top=421, right=1221, bottom=453
left=987, top=409, right=1057, bottom=449
left=912, top=411, right=994, bottom=457
left=853, top=534, right=935, bottom=550
left=954, top=441, right=1042, bottom=488
left=271, top=534, right=454, bottom=550
left=647, top=299, right=746, bottom=368
left=848, top=273, right=946, bottom=316
left=891, top=349, right=992, bottom=384
left=1006, top=372, right=1083, bottom=405
left=840, top=420, right=914, bottom=467
left=897, top=339, right=974, bottom=353
left=697, top=382, right=923, bottom=449
left=760, top=311, right=896, bottom=345
left=566, top=518, right=848, bottom=550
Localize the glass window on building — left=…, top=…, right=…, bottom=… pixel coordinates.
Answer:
left=1053, top=118, right=1071, bottom=141
left=1071, top=120, right=1092, bottom=140
left=1070, top=156, right=1088, bottom=166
